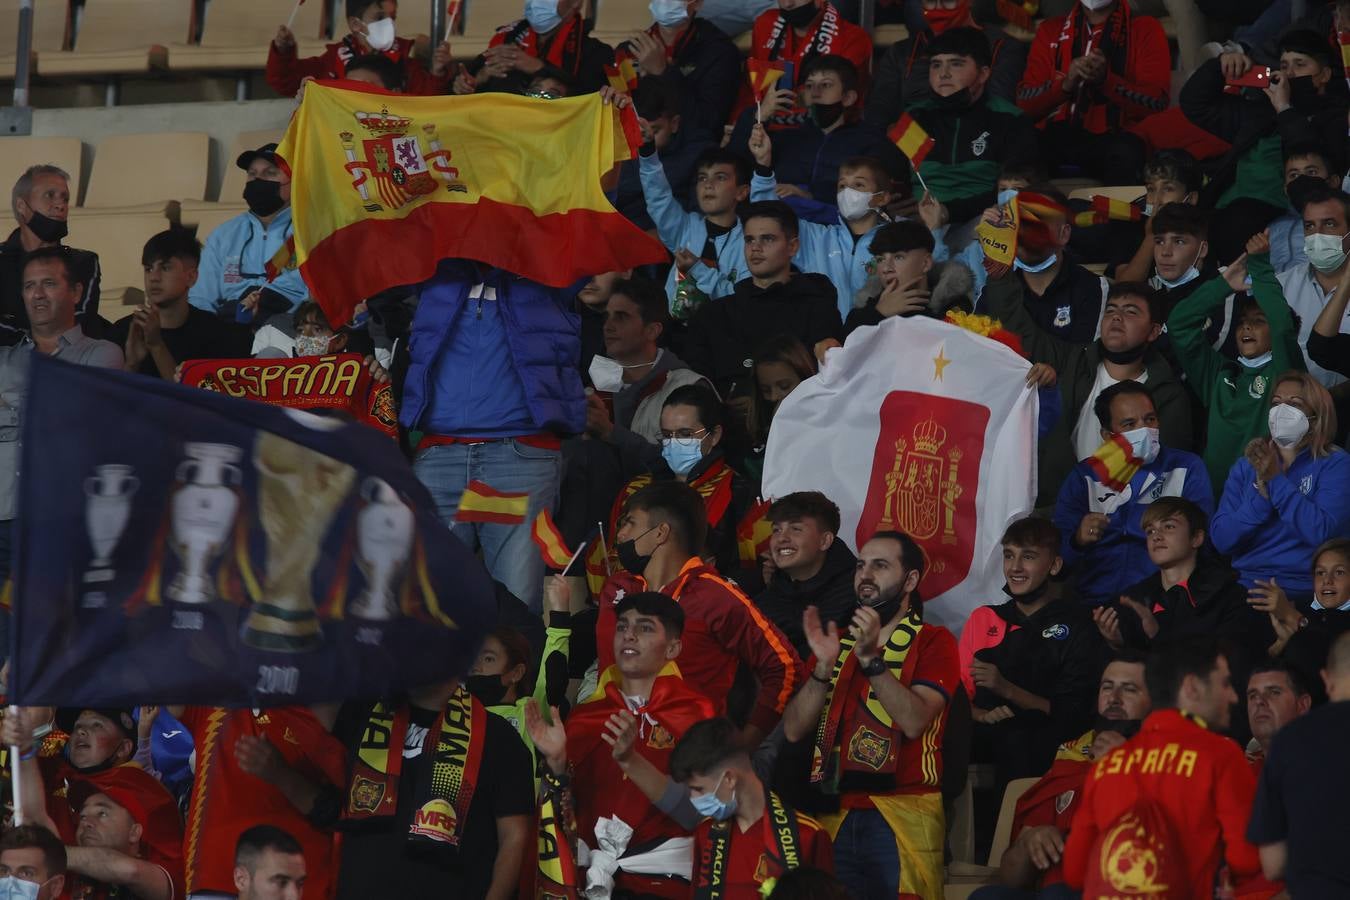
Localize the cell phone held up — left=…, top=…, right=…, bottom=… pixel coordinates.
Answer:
left=1223, top=65, right=1272, bottom=94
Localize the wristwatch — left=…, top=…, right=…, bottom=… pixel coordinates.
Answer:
left=859, top=657, right=887, bottom=678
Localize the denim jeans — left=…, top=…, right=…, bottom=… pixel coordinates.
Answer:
left=413, top=439, right=559, bottom=612
left=0, top=518, right=12, bottom=666
left=833, top=808, right=902, bottom=900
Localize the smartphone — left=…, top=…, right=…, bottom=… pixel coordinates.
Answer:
left=1226, top=65, right=1272, bottom=89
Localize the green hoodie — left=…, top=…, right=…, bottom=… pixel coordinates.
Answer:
left=486, top=613, right=571, bottom=780
left=1167, top=252, right=1306, bottom=498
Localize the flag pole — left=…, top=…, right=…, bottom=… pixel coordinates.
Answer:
left=8, top=706, right=23, bottom=826
left=597, top=521, right=612, bottom=574
left=285, top=0, right=303, bottom=30
left=561, top=538, right=588, bottom=577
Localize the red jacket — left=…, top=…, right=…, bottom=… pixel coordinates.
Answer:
left=266, top=35, right=450, bottom=97
left=1007, top=730, right=1094, bottom=887
left=597, top=558, right=802, bottom=734
left=735, top=2, right=873, bottom=121
left=1062, top=709, right=1261, bottom=897
left=1015, top=3, right=1169, bottom=133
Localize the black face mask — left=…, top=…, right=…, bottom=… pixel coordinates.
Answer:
left=780, top=1, right=818, bottom=28
left=1288, top=74, right=1321, bottom=108
left=244, top=178, right=286, bottom=217
left=465, top=674, right=511, bottom=706
left=25, top=209, right=68, bottom=243
left=1004, top=579, right=1049, bottom=606
left=1093, top=713, right=1143, bottom=740
left=858, top=585, right=906, bottom=625
left=1098, top=339, right=1148, bottom=366
left=616, top=525, right=660, bottom=575
left=809, top=102, right=845, bottom=129
left=933, top=87, right=974, bottom=109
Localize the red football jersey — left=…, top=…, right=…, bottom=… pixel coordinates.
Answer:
left=181, top=707, right=347, bottom=899
left=689, top=800, right=833, bottom=897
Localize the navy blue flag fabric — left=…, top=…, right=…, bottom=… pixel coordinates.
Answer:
left=10, top=355, right=495, bottom=707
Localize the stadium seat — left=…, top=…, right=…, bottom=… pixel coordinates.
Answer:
left=0, top=136, right=84, bottom=204
left=0, top=0, right=71, bottom=80
left=456, top=0, right=527, bottom=55
left=591, top=0, right=649, bottom=47
left=36, top=0, right=194, bottom=76
left=945, top=776, right=1038, bottom=890
left=1068, top=185, right=1146, bottom=204
left=168, top=0, right=327, bottom=73
left=179, top=129, right=282, bottom=229
left=871, top=23, right=909, bottom=48
left=83, top=132, right=210, bottom=210
left=66, top=208, right=173, bottom=307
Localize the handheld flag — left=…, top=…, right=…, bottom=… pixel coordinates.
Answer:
left=285, top=0, right=305, bottom=29
left=457, top=481, right=529, bottom=524
left=10, top=356, right=496, bottom=707
left=736, top=499, right=773, bottom=564
left=444, top=0, right=462, bottom=41
left=1084, top=433, right=1144, bottom=494
left=264, top=234, right=297, bottom=282
left=888, top=114, right=935, bottom=169
left=976, top=193, right=1020, bottom=277
left=531, top=509, right=574, bottom=570
left=1073, top=195, right=1143, bottom=227
left=747, top=59, right=786, bottom=101
left=1340, top=31, right=1350, bottom=87
left=535, top=778, right=579, bottom=897
left=996, top=0, right=1037, bottom=31
left=276, top=83, right=667, bottom=325
left=604, top=58, right=638, bottom=93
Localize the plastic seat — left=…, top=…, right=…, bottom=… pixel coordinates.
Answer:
left=456, top=0, right=529, bottom=56
left=945, top=777, right=1039, bottom=891
left=0, top=136, right=84, bottom=204
left=83, top=132, right=210, bottom=210
left=37, top=0, right=194, bottom=76
left=872, top=23, right=909, bottom=48
left=65, top=208, right=174, bottom=308
left=591, top=0, right=650, bottom=47
left=168, top=0, right=327, bottom=73
left=179, top=129, right=283, bottom=228
left=0, top=0, right=71, bottom=79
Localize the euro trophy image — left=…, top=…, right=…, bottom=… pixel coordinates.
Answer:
left=82, top=464, right=140, bottom=584
left=349, top=477, right=415, bottom=621
left=243, top=432, right=356, bottom=652
left=168, top=444, right=243, bottom=604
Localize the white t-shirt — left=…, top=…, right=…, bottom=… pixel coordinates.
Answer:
left=1071, top=363, right=1149, bottom=463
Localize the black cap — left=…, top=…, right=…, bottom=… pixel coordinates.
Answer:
left=236, top=142, right=280, bottom=171
left=56, top=707, right=137, bottom=741
left=1278, top=29, right=1335, bottom=67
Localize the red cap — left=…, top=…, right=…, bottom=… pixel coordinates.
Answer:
left=68, top=764, right=184, bottom=861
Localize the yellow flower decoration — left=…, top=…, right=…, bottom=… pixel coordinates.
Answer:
left=944, top=309, right=1005, bottom=337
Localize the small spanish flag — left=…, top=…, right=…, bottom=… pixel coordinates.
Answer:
left=1084, top=433, right=1144, bottom=493
left=888, top=113, right=935, bottom=169
left=456, top=480, right=529, bottom=524
left=996, top=0, right=1037, bottom=31
left=264, top=235, right=296, bottom=282
left=1339, top=31, right=1350, bottom=76
left=531, top=509, right=573, bottom=570
left=1073, top=195, right=1143, bottom=227
left=747, top=58, right=786, bottom=101
left=604, top=58, right=638, bottom=93
left=736, top=499, right=773, bottom=564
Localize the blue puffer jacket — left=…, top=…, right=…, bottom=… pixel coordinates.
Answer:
left=400, top=260, right=585, bottom=437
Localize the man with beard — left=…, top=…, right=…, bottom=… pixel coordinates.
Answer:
left=781, top=530, right=960, bottom=900
left=976, top=652, right=1151, bottom=897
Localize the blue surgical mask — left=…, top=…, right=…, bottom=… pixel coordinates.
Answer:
left=1238, top=351, right=1273, bottom=369
left=524, top=0, right=561, bottom=33
left=0, top=877, right=40, bottom=900
left=1143, top=202, right=1154, bottom=218
left=649, top=0, right=689, bottom=28
left=1156, top=266, right=1200, bottom=289
left=997, top=188, right=1018, bottom=206
left=690, top=770, right=738, bottom=821
left=1014, top=253, right=1058, bottom=273
left=661, top=436, right=704, bottom=475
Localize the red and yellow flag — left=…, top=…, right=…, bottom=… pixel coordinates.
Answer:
left=1084, top=433, right=1144, bottom=493
left=456, top=480, right=529, bottom=524
left=888, top=113, right=936, bottom=169
left=736, top=499, right=773, bottom=564
left=604, top=58, right=638, bottom=93
left=747, top=58, right=786, bottom=101
left=1073, top=195, right=1143, bottom=227
left=264, top=234, right=296, bottom=282
left=275, top=83, right=667, bottom=325
left=531, top=509, right=573, bottom=570
left=1339, top=31, right=1350, bottom=81
left=535, top=780, right=578, bottom=898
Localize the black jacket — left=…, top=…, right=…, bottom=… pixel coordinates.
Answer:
left=0, top=228, right=103, bottom=345
left=1118, top=559, right=1275, bottom=664
left=647, top=18, right=742, bottom=143
left=754, top=538, right=858, bottom=660
left=683, top=272, right=841, bottom=397
left=843, top=259, right=974, bottom=336
left=976, top=257, right=1105, bottom=346
left=476, top=29, right=614, bottom=96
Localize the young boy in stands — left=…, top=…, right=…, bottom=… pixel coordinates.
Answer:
left=841, top=220, right=975, bottom=336
left=614, top=79, right=710, bottom=236
left=743, top=0, right=873, bottom=122
left=747, top=124, right=890, bottom=318
left=958, top=517, right=1103, bottom=784
left=108, top=230, right=253, bottom=380
left=268, top=0, right=450, bottom=96
left=1111, top=150, right=1202, bottom=282
left=1267, top=143, right=1342, bottom=273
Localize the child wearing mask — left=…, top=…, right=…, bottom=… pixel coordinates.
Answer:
left=1168, top=230, right=1306, bottom=498
left=1110, top=150, right=1202, bottom=281
left=267, top=0, right=450, bottom=96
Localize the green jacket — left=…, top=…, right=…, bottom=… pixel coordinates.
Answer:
left=983, top=274, right=1193, bottom=507
left=487, top=614, right=571, bottom=779
left=1167, top=253, right=1305, bottom=498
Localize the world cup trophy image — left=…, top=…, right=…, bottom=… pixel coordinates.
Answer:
left=349, top=477, right=415, bottom=621
left=168, top=444, right=242, bottom=604
left=243, top=432, right=356, bottom=652
left=82, top=464, right=139, bottom=584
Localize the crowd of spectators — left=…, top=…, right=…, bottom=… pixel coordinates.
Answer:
left=1, top=0, right=1350, bottom=896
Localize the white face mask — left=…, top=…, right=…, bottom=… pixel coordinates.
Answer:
left=1143, top=202, right=1154, bottom=217
left=293, top=333, right=334, bottom=357
left=362, top=16, right=397, bottom=51
left=837, top=187, right=879, bottom=221
left=1268, top=403, right=1311, bottom=448
left=0, top=877, right=41, bottom=900
left=649, top=0, right=689, bottom=28
left=588, top=351, right=660, bottom=393
left=1014, top=252, right=1057, bottom=273
left=1156, top=266, right=1200, bottom=289
left=524, top=0, right=562, bottom=33
left=1120, top=426, right=1160, bottom=465
left=1238, top=350, right=1273, bottom=369
left=1303, top=232, right=1347, bottom=272
left=1080, top=0, right=1116, bottom=9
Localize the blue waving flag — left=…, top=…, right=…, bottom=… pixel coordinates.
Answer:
left=10, top=354, right=495, bottom=707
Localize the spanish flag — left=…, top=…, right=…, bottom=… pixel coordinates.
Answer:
left=1073, top=195, right=1143, bottom=227
left=1084, top=433, right=1144, bottom=493
left=456, top=480, right=529, bottom=525
left=1340, top=31, right=1350, bottom=79
left=531, top=509, right=573, bottom=570
left=275, top=82, right=667, bottom=325
left=747, top=58, right=786, bottom=101
left=264, top=234, right=296, bottom=282
left=604, top=58, right=638, bottom=93
left=888, top=113, right=935, bottom=168
left=535, top=779, right=579, bottom=898
left=736, top=499, right=773, bottom=564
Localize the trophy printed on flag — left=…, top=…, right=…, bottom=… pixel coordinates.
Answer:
left=243, top=432, right=356, bottom=652
left=350, top=477, right=415, bottom=621
left=82, top=464, right=139, bottom=584
left=168, top=443, right=243, bottom=605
